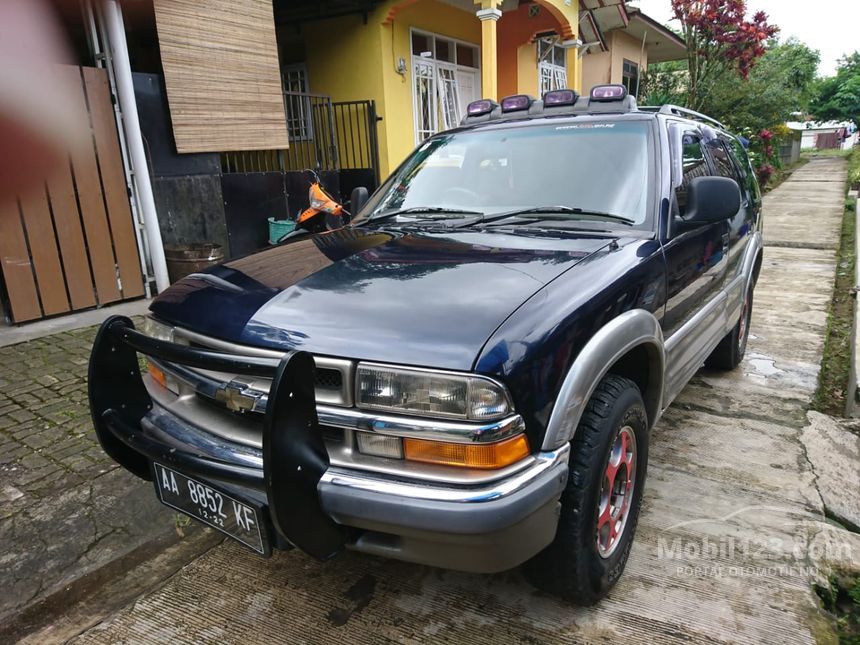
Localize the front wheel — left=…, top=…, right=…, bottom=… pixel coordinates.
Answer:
left=524, top=374, right=649, bottom=605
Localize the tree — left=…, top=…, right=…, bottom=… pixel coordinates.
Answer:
left=639, top=60, right=688, bottom=106
left=811, top=52, right=860, bottom=125
left=671, top=0, right=779, bottom=110
left=701, top=38, right=820, bottom=133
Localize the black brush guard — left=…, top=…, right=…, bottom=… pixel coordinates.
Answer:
left=88, top=315, right=346, bottom=560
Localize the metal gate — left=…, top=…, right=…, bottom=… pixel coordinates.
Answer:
left=332, top=100, right=381, bottom=190
left=221, top=93, right=380, bottom=189
left=0, top=65, right=144, bottom=323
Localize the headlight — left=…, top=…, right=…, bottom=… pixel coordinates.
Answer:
left=140, top=316, right=175, bottom=342
left=355, top=364, right=512, bottom=421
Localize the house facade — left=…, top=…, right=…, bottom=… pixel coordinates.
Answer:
left=0, top=0, right=684, bottom=325
left=273, top=0, right=683, bottom=176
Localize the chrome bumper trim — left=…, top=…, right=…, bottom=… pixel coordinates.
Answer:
left=317, top=407, right=525, bottom=444
left=319, top=443, right=569, bottom=504
left=141, top=401, right=567, bottom=502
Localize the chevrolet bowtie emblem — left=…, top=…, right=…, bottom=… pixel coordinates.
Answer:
left=214, top=381, right=259, bottom=412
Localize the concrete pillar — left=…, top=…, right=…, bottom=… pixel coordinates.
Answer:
left=475, top=1, right=502, bottom=100
left=561, top=39, right=583, bottom=94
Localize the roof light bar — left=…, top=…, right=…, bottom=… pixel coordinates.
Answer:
left=466, top=99, right=497, bottom=117
left=500, top=94, right=533, bottom=113
left=543, top=89, right=579, bottom=107
left=590, top=84, right=627, bottom=102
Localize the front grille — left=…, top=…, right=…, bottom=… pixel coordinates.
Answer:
left=172, top=327, right=354, bottom=407
left=315, top=368, right=343, bottom=390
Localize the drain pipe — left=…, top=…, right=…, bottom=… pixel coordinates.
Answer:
left=101, top=0, right=170, bottom=293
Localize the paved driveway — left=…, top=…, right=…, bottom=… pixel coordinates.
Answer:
left=13, top=158, right=860, bottom=643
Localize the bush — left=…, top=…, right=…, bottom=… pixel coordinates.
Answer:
left=848, top=147, right=860, bottom=189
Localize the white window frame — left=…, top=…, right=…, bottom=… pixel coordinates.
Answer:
left=282, top=63, right=313, bottom=142
left=410, top=28, right=481, bottom=144
left=537, top=37, right=568, bottom=96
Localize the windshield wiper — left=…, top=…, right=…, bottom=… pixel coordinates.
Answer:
left=474, top=206, right=634, bottom=227
left=367, top=206, right=483, bottom=223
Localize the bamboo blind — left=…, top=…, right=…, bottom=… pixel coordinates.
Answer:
left=153, top=0, right=289, bottom=153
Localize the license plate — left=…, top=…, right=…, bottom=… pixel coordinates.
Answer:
left=152, top=463, right=268, bottom=555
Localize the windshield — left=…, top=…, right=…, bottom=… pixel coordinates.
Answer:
left=355, top=119, right=653, bottom=227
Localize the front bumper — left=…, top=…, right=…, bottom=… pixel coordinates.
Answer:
left=89, top=316, right=569, bottom=572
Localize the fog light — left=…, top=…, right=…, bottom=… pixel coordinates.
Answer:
left=403, top=434, right=529, bottom=469
left=356, top=433, right=404, bottom=459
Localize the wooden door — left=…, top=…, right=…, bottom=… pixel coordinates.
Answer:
left=0, top=65, right=144, bottom=323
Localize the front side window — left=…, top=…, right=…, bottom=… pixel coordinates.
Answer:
left=357, top=120, right=653, bottom=228
left=708, top=139, right=740, bottom=182
left=675, top=132, right=708, bottom=215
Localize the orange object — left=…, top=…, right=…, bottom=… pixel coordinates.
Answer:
left=403, top=434, right=530, bottom=470
left=147, top=360, right=167, bottom=389
left=297, top=182, right=344, bottom=224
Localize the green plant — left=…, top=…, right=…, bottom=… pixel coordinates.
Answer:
left=847, top=148, right=860, bottom=189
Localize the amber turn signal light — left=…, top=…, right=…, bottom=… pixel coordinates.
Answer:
left=403, top=434, right=530, bottom=470
left=146, top=360, right=167, bottom=389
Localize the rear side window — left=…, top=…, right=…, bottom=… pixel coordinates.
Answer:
left=676, top=132, right=708, bottom=215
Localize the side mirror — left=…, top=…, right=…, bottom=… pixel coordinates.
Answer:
left=677, top=176, right=740, bottom=229
left=350, top=186, right=369, bottom=215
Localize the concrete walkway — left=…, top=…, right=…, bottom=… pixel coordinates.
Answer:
left=29, top=158, right=860, bottom=643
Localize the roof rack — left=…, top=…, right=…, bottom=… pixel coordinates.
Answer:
left=639, top=104, right=726, bottom=130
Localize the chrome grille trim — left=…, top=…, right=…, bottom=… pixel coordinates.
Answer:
left=153, top=358, right=524, bottom=444
left=170, top=327, right=353, bottom=406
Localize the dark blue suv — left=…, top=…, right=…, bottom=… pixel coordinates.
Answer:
left=89, top=85, right=761, bottom=605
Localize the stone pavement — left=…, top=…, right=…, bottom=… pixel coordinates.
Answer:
left=0, top=322, right=219, bottom=641
left=58, top=157, right=857, bottom=644
left=2, top=157, right=857, bottom=644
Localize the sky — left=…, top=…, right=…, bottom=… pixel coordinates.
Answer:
left=628, top=0, right=860, bottom=76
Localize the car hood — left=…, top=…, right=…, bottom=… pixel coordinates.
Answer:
left=150, top=226, right=612, bottom=370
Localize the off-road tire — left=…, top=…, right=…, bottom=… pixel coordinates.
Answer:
left=706, top=285, right=753, bottom=370
left=524, top=374, right=649, bottom=605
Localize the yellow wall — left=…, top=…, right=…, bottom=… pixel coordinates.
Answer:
left=581, top=30, right=648, bottom=95
left=301, top=14, right=387, bottom=171
left=609, top=31, right=648, bottom=89
left=516, top=43, right=538, bottom=95
left=582, top=49, right=611, bottom=90
left=566, top=46, right=581, bottom=94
